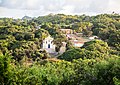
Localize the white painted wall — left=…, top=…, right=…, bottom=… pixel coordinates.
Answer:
left=74, top=43, right=84, bottom=47
left=89, top=36, right=98, bottom=40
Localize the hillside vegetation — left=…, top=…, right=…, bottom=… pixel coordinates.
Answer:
left=0, top=13, right=120, bottom=85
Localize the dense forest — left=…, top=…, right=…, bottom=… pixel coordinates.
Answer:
left=0, top=13, right=120, bottom=85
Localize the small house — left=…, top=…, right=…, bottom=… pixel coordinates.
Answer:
left=60, top=29, right=73, bottom=34
left=71, top=40, right=84, bottom=47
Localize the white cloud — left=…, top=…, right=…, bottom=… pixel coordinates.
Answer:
left=59, top=5, right=75, bottom=14
left=107, top=0, right=120, bottom=13
left=0, top=0, right=120, bottom=18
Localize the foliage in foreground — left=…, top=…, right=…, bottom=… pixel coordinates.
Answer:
left=0, top=54, right=120, bottom=85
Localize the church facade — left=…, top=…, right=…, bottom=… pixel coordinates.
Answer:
left=42, top=36, right=56, bottom=53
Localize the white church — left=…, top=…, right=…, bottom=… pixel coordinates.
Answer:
left=41, top=36, right=66, bottom=54
left=42, top=36, right=56, bottom=53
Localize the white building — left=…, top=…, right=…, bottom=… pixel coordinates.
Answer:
left=42, top=36, right=56, bottom=53
left=71, top=40, right=84, bottom=47
left=89, top=36, right=98, bottom=40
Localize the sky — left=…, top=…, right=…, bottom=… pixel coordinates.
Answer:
left=0, top=0, right=120, bottom=18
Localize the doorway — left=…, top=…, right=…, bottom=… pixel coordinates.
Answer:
left=48, top=44, right=50, bottom=48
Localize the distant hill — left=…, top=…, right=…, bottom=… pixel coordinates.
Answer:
left=22, top=16, right=32, bottom=20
